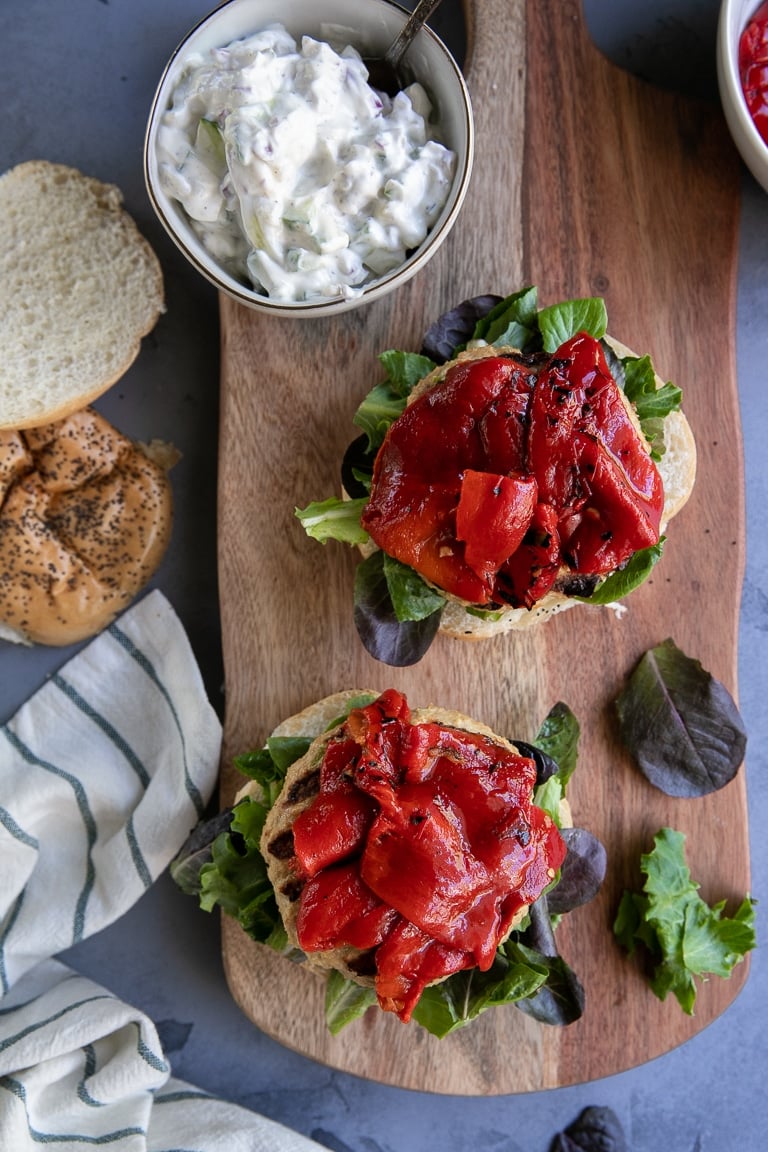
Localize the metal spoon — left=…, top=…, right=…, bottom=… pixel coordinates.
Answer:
left=363, top=0, right=446, bottom=97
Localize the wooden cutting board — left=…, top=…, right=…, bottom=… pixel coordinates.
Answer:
left=216, top=0, right=747, bottom=1093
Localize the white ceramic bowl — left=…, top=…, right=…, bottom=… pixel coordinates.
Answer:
left=144, top=0, right=474, bottom=317
left=717, top=0, right=768, bottom=193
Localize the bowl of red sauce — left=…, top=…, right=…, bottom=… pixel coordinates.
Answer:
left=718, top=0, right=768, bottom=192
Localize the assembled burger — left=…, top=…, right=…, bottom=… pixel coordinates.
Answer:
left=296, top=288, right=696, bottom=664
left=172, top=688, right=604, bottom=1036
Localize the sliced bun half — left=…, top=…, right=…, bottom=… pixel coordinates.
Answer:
left=0, top=161, right=165, bottom=430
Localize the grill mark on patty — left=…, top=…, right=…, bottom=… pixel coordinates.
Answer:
left=279, top=877, right=305, bottom=902
left=346, top=951, right=377, bottom=977
left=286, top=767, right=320, bottom=804
left=266, top=829, right=295, bottom=860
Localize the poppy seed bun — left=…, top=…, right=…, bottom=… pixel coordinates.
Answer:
left=240, top=691, right=561, bottom=987
left=0, top=407, right=173, bottom=646
left=0, top=161, right=164, bottom=431
left=361, top=336, right=696, bottom=640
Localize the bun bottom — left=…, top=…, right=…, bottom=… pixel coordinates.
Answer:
left=438, top=592, right=580, bottom=640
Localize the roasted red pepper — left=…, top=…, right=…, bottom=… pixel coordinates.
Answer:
left=360, top=335, right=663, bottom=609
left=740, top=0, right=768, bottom=146
left=527, top=333, right=663, bottom=573
left=290, top=691, right=565, bottom=1022
left=295, top=861, right=396, bottom=951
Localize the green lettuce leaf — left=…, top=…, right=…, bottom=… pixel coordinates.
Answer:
left=621, top=354, right=682, bottom=460
left=538, top=297, right=608, bottom=351
left=465, top=605, right=506, bottom=622
left=353, top=350, right=434, bottom=451
left=352, top=382, right=407, bottom=451
left=614, top=827, right=756, bottom=1014
left=233, top=737, right=313, bottom=805
left=580, top=539, right=665, bottom=606
left=382, top=553, right=447, bottom=622
left=197, top=797, right=287, bottom=950
left=325, top=971, right=378, bottom=1034
left=321, top=692, right=378, bottom=732
left=173, top=725, right=317, bottom=950
left=531, top=701, right=580, bottom=823
left=470, top=285, right=539, bottom=349
left=295, top=496, right=369, bottom=544
left=410, top=940, right=549, bottom=1037
left=378, top=349, right=435, bottom=395
left=622, top=354, right=682, bottom=419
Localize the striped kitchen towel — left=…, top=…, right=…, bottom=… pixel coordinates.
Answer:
left=0, top=960, right=327, bottom=1151
left=0, top=590, right=330, bottom=1151
left=0, top=589, right=222, bottom=995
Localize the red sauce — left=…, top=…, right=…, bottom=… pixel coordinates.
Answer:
left=290, top=690, right=565, bottom=1022
left=360, top=333, right=664, bottom=609
left=740, top=1, right=768, bottom=146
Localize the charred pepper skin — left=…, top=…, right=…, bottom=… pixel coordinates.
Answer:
left=291, top=690, right=565, bottom=1022
left=361, top=334, right=664, bottom=611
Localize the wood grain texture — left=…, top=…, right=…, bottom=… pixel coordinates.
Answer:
left=216, top=0, right=747, bottom=1092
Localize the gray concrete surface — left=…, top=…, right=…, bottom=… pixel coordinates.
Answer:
left=1, top=2, right=766, bottom=1148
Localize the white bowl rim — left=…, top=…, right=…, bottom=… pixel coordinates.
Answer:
left=717, top=0, right=768, bottom=185
left=143, top=0, right=475, bottom=317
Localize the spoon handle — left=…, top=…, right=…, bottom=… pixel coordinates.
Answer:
left=384, top=0, right=446, bottom=69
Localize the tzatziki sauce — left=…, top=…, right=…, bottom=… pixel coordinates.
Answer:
left=155, top=24, right=456, bottom=303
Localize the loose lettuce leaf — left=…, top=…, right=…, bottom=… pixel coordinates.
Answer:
left=551, top=1106, right=628, bottom=1152
left=580, top=539, right=665, bottom=606
left=615, top=638, right=747, bottom=797
left=614, top=827, right=756, bottom=1014
left=295, top=496, right=369, bottom=545
left=538, top=297, right=608, bottom=351
left=353, top=550, right=443, bottom=666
